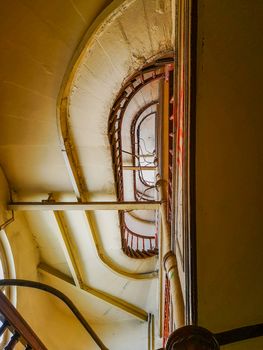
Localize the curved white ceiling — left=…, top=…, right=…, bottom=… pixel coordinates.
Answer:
left=68, top=0, right=173, bottom=195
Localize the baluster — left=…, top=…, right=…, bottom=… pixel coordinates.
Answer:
left=4, top=331, right=20, bottom=350
left=123, top=236, right=127, bottom=249
left=150, top=238, right=153, bottom=250
left=0, top=320, right=9, bottom=337
left=129, top=232, right=132, bottom=247
left=124, top=230, right=128, bottom=248
left=143, top=238, right=145, bottom=251
left=136, top=236, right=139, bottom=250
left=131, top=234, right=134, bottom=249
left=155, top=233, right=158, bottom=248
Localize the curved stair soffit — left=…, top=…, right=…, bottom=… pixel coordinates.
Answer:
left=57, top=0, right=174, bottom=280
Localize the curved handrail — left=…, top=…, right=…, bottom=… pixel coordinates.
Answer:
left=126, top=211, right=155, bottom=225
left=108, top=65, right=166, bottom=258
left=0, top=290, right=47, bottom=349
left=0, top=279, right=109, bottom=350
left=124, top=225, right=156, bottom=240
left=122, top=222, right=158, bottom=256
left=130, top=101, right=158, bottom=199
left=108, top=67, right=165, bottom=201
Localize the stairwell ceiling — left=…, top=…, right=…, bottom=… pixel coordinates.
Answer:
left=0, top=0, right=174, bottom=333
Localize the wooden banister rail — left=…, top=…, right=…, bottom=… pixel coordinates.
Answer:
left=0, top=290, right=47, bottom=349
left=0, top=279, right=109, bottom=349
left=161, top=324, right=263, bottom=348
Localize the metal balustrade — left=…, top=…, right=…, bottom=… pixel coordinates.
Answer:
left=108, top=63, right=169, bottom=259
left=118, top=210, right=159, bottom=259
left=122, top=225, right=158, bottom=258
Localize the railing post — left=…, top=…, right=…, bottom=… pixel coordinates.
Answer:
left=165, top=326, right=219, bottom=349
left=4, top=332, right=20, bottom=350
left=0, top=320, right=9, bottom=337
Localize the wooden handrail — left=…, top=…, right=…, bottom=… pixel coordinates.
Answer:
left=0, top=291, right=47, bottom=349
left=164, top=324, right=263, bottom=348
left=215, top=323, right=263, bottom=346
left=0, top=280, right=109, bottom=349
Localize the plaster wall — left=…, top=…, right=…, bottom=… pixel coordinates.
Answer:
left=196, top=0, right=263, bottom=348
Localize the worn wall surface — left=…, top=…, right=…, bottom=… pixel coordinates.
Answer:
left=0, top=1, right=162, bottom=349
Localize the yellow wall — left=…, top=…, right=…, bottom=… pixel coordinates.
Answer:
left=196, top=0, right=263, bottom=348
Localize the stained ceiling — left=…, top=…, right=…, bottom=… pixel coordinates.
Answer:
left=0, top=1, right=174, bottom=349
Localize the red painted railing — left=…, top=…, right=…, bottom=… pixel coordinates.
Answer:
left=123, top=225, right=158, bottom=253
left=163, top=277, right=171, bottom=348
left=108, top=63, right=168, bottom=258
